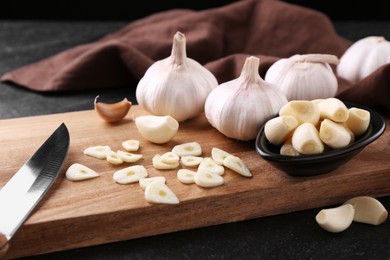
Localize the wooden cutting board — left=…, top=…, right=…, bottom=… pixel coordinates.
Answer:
left=1, top=106, right=390, bottom=259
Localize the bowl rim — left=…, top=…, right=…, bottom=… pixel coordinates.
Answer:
left=255, top=102, right=386, bottom=163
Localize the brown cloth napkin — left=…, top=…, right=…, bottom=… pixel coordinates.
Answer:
left=1, top=0, right=389, bottom=113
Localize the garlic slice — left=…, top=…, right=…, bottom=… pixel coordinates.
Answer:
left=265, top=54, right=339, bottom=100
left=106, top=150, right=124, bottom=165
left=66, top=163, right=99, bottom=181
left=319, top=119, right=352, bottom=149
left=345, top=107, right=370, bottom=136
left=344, top=196, right=388, bottom=225
left=136, top=31, right=218, bottom=122
left=180, top=155, right=204, bottom=167
left=194, top=171, right=224, bottom=188
left=83, top=145, right=111, bottom=159
left=172, top=142, right=202, bottom=156
left=134, top=115, right=179, bottom=144
left=264, top=115, right=298, bottom=146
left=211, top=147, right=232, bottom=165
left=177, top=169, right=196, bottom=184
left=113, top=165, right=148, bottom=184
left=160, top=151, right=180, bottom=164
left=152, top=154, right=180, bottom=170
left=204, top=56, right=288, bottom=141
left=197, top=157, right=225, bottom=176
left=223, top=155, right=252, bottom=177
left=121, top=139, right=140, bottom=151
left=292, top=123, right=324, bottom=154
left=94, top=95, right=132, bottom=123
left=315, top=204, right=355, bottom=233
left=144, top=181, right=180, bottom=204
left=139, top=176, right=166, bottom=190
left=116, top=150, right=143, bottom=163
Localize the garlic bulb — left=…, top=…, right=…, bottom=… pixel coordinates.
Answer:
left=264, top=54, right=339, bottom=100
left=337, top=36, right=390, bottom=83
left=136, top=31, right=218, bottom=122
left=204, top=56, right=288, bottom=141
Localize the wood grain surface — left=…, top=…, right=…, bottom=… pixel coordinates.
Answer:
left=0, top=106, right=389, bottom=259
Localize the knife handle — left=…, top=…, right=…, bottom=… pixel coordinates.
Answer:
left=0, top=233, right=9, bottom=258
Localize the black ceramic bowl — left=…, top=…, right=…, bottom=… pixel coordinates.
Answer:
left=255, top=103, right=386, bottom=177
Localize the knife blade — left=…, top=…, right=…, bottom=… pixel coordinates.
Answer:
left=0, top=123, right=69, bottom=257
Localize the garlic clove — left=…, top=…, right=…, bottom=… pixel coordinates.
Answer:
left=134, top=115, right=179, bottom=144
left=319, top=119, right=352, bottom=149
left=264, top=115, right=298, bottom=146
left=205, top=56, right=288, bottom=141
left=292, top=123, right=324, bottom=154
left=344, top=196, right=388, bottom=225
left=317, top=98, right=349, bottom=122
left=345, top=107, right=370, bottom=136
left=280, top=138, right=300, bottom=156
left=279, top=100, right=320, bottom=125
left=94, top=95, right=132, bottom=123
left=315, top=204, right=355, bottom=233
left=136, top=31, right=218, bottom=122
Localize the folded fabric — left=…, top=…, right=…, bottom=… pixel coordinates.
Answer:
left=1, top=0, right=389, bottom=113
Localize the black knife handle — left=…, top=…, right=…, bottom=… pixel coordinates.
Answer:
left=0, top=233, right=9, bottom=258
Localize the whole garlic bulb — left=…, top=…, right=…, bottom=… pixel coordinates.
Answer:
left=136, top=31, right=218, bottom=122
left=337, top=36, right=390, bottom=83
left=204, top=56, right=288, bottom=141
left=265, top=54, right=339, bottom=101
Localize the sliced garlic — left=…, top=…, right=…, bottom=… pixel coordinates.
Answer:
left=116, top=150, right=143, bottom=163
left=292, top=123, right=324, bottom=154
left=319, top=119, right=352, bottom=149
left=197, top=157, right=225, bottom=176
left=344, top=196, right=388, bottom=225
left=317, top=98, right=349, bottom=122
left=211, top=147, right=232, bottom=165
left=139, top=176, right=166, bottom=190
left=136, top=31, right=218, bottom=122
left=134, top=115, right=179, bottom=144
left=106, top=150, right=124, bottom=165
left=194, top=171, right=224, bottom=188
left=315, top=204, right=355, bottom=233
left=204, top=56, right=288, bottom=141
left=83, top=145, right=111, bottom=159
left=264, top=115, right=298, bottom=146
left=177, top=169, right=196, bottom=184
left=160, top=151, right=180, bottom=164
left=121, top=139, right=140, bottom=152
left=337, top=36, right=390, bottom=83
left=345, top=107, right=370, bottom=136
left=144, top=181, right=180, bottom=204
left=113, top=165, right=148, bottom=184
left=180, top=155, right=204, bottom=167
left=152, top=154, right=180, bottom=170
left=279, top=100, right=320, bottom=125
left=223, top=155, right=252, bottom=177
left=265, top=54, right=339, bottom=100
left=94, top=95, right=132, bottom=123
left=66, top=163, right=99, bottom=181
left=172, top=142, right=202, bottom=156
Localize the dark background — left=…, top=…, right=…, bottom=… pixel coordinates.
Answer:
left=0, top=0, right=388, bottom=21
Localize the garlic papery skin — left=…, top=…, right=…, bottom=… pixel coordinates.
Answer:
left=204, top=56, right=288, bottom=141
left=264, top=54, right=339, bottom=101
left=337, top=36, right=390, bottom=83
left=135, top=31, right=218, bottom=122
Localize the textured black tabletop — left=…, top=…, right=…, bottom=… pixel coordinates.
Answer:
left=0, top=9, right=390, bottom=260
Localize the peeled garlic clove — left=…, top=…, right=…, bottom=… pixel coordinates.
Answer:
left=264, top=115, right=298, bottom=146
left=172, top=142, right=202, bottom=156
left=315, top=204, right=355, bottom=233
left=205, top=56, right=288, bottom=141
left=144, top=181, right=180, bottom=204
left=121, top=139, right=140, bottom=151
left=319, top=119, right=352, bottom=149
left=135, top=115, right=179, bottom=144
left=211, top=147, right=232, bottom=165
left=292, top=123, right=324, bottom=154
left=280, top=138, right=300, bottom=156
left=136, top=31, right=218, bottom=122
left=194, top=171, right=224, bottom=188
left=94, top=95, right=132, bottom=123
left=83, top=145, right=111, bottom=159
left=139, top=176, right=166, bottom=190
left=265, top=54, right=339, bottom=100
left=317, top=98, right=349, bottom=122
left=197, top=157, right=225, bottom=176
left=337, top=36, right=390, bottom=83
left=345, top=107, right=370, bottom=136
left=113, top=165, right=148, bottom=184
left=66, top=163, right=99, bottom=181
left=279, top=100, right=320, bottom=125
left=177, top=169, right=196, bottom=184
left=223, top=155, right=252, bottom=177
left=344, top=196, right=388, bottom=225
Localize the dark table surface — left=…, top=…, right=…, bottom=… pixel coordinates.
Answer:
left=0, top=17, right=389, bottom=260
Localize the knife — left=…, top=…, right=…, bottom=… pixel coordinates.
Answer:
left=0, top=123, right=69, bottom=258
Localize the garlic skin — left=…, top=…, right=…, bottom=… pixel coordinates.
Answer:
left=265, top=54, right=339, bottom=100
left=94, top=95, right=132, bottom=123
left=204, top=56, right=288, bottom=141
left=136, top=31, right=218, bottom=122
left=337, top=36, right=390, bottom=83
